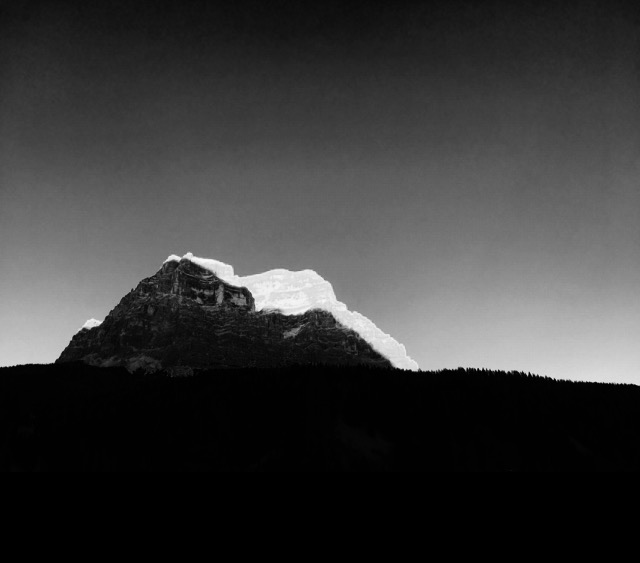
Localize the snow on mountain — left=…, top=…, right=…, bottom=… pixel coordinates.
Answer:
left=235, top=269, right=339, bottom=315
left=78, top=318, right=102, bottom=332
left=164, top=253, right=419, bottom=371
left=165, top=253, right=237, bottom=281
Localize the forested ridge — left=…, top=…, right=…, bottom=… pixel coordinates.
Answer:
left=1, top=363, right=639, bottom=471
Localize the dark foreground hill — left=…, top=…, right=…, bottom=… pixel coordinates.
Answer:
left=1, top=363, right=639, bottom=471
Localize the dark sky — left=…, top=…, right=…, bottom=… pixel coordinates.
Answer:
left=1, top=0, right=639, bottom=382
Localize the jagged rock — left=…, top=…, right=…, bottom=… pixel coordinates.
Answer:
left=57, top=257, right=392, bottom=372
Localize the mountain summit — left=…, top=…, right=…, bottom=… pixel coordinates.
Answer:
left=58, top=254, right=418, bottom=372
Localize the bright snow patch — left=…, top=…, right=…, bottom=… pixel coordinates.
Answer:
left=184, top=253, right=236, bottom=280
left=170, top=253, right=420, bottom=371
left=165, top=253, right=236, bottom=280
left=283, top=326, right=303, bottom=339
left=79, top=319, right=102, bottom=332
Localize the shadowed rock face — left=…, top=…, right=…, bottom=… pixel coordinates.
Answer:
left=57, top=258, right=392, bottom=372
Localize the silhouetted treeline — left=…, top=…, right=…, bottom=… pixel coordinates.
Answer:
left=1, top=362, right=640, bottom=471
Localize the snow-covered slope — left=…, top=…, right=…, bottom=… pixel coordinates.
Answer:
left=78, top=318, right=102, bottom=332
left=164, top=253, right=419, bottom=371
left=165, top=253, right=236, bottom=280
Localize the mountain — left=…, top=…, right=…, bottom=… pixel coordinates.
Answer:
left=57, top=254, right=417, bottom=372
left=170, top=253, right=418, bottom=369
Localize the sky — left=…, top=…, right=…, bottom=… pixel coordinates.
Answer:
left=1, top=0, right=639, bottom=383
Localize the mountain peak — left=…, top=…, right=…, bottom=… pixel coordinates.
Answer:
left=161, top=253, right=419, bottom=370
left=61, top=253, right=418, bottom=371
left=165, top=253, right=237, bottom=281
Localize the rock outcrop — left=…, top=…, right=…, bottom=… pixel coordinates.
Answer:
left=57, top=257, right=392, bottom=372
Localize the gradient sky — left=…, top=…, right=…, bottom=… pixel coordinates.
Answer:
left=1, top=0, right=639, bottom=383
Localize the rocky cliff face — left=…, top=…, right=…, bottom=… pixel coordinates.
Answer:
left=159, top=253, right=419, bottom=370
left=57, top=257, right=392, bottom=372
